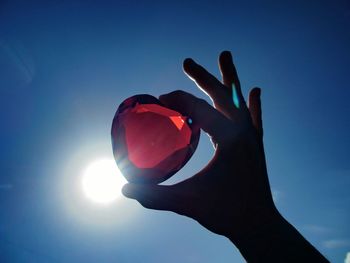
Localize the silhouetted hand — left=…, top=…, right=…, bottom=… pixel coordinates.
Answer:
left=122, top=51, right=329, bottom=262
left=123, top=51, right=273, bottom=240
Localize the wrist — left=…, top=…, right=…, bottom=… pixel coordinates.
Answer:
left=228, top=209, right=287, bottom=262
left=226, top=208, right=329, bottom=262
left=226, top=205, right=283, bottom=246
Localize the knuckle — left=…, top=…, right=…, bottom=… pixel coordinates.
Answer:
left=196, top=98, right=209, bottom=108
left=171, top=90, right=187, bottom=97
left=218, top=124, right=239, bottom=144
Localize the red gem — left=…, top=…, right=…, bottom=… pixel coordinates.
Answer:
left=111, top=94, right=200, bottom=184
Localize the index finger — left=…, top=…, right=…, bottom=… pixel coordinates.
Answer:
left=183, top=58, right=229, bottom=107
left=159, top=90, right=236, bottom=143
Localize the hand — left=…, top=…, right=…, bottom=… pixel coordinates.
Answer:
left=122, top=51, right=329, bottom=263
left=122, top=51, right=276, bottom=242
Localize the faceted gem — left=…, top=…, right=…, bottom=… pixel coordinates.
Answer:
left=111, top=94, right=200, bottom=184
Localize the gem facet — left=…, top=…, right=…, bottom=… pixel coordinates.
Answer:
left=111, top=94, right=200, bottom=184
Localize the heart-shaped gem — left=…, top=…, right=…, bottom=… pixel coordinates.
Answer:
left=111, top=94, right=200, bottom=184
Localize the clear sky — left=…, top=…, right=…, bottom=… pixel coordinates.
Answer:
left=1, top=0, right=349, bottom=262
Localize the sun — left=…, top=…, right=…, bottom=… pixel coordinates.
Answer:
left=82, top=159, right=126, bottom=204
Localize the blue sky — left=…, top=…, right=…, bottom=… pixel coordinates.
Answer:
left=1, top=0, right=349, bottom=262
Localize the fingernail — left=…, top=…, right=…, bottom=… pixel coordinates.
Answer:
left=183, top=58, right=195, bottom=70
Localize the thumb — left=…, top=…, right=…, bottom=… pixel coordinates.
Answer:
left=122, top=183, right=184, bottom=214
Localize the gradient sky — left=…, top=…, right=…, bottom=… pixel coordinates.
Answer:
left=1, top=0, right=349, bottom=262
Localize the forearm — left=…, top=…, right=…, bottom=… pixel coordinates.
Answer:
left=228, top=211, right=329, bottom=263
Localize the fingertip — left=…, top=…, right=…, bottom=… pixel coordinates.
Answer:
left=183, top=58, right=195, bottom=72
left=122, top=183, right=137, bottom=198
left=183, top=57, right=194, bottom=65
left=251, top=87, right=261, bottom=97
left=256, top=87, right=261, bottom=96
left=219, top=50, right=232, bottom=61
left=222, top=50, right=232, bottom=55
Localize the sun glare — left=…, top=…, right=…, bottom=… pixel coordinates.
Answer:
left=82, top=159, right=126, bottom=204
